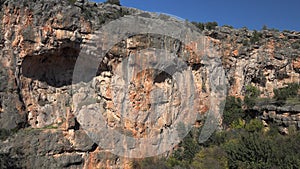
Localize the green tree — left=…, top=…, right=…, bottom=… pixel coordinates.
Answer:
left=205, top=21, right=218, bottom=30
left=191, top=146, right=228, bottom=169
left=244, top=85, right=260, bottom=109
left=245, top=118, right=264, bottom=132
left=223, top=96, right=244, bottom=128
left=262, top=25, right=268, bottom=30
left=224, top=133, right=274, bottom=169
left=250, top=30, right=262, bottom=44
left=273, top=83, right=300, bottom=105
left=191, top=22, right=205, bottom=31
left=105, top=0, right=121, bottom=6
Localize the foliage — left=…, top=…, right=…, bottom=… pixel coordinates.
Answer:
left=202, top=131, right=230, bottom=147
left=291, top=40, right=300, bottom=49
left=191, top=21, right=218, bottom=31
left=223, top=96, right=244, bottom=127
left=0, top=153, right=20, bottom=169
left=250, top=30, right=262, bottom=44
left=105, top=0, right=121, bottom=6
left=245, top=118, right=264, bottom=132
left=165, top=127, right=201, bottom=168
left=118, top=84, right=297, bottom=169
left=230, top=118, right=245, bottom=129
left=138, top=123, right=300, bottom=169
left=245, top=85, right=260, bottom=98
left=262, top=25, right=268, bottom=30
left=191, top=146, right=228, bottom=169
left=244, top=85, right=260, bottom=108
left=273, top=83, right=300, bottom=105
left=0, top=128, right=19, bottom=140
left=224, top=132, right=300, bottom=169
left=242, top=39, right=250, bottom=46
left=205, top=21, right=218, bottom=30
left=191, top=22, right=205, bottom=31
left=172, top=128, right=200, bottom=164
left=42, top=124, right=58, bottom=129
left=224, top=133, right=274, bottom=169
left=133, top=157, right=170, bottom=169
left=98, top=9, right=129, bottom=24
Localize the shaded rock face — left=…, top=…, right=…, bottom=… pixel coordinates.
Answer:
left=22, top=47, right=79, bottom=87
left=0, top=0, right=299, bottom=168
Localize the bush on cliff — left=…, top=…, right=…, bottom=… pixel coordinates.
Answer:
left=273, top=83, right=300, bottom=105
left=244, top=85, right=260, bottom=108
left=223, top=96, right=244, bottom=128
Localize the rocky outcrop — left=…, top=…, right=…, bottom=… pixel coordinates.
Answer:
left=0, top=0, right=299, bottom=168
left=0, top=0, right=136, bottom=168
left=209, top=27, right=300, bottom=98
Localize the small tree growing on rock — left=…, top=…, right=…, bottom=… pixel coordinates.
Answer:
left=105, top=0, right=121, bottom=6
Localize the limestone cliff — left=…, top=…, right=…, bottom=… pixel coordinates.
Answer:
left=0, top=0, right=299, bottom=168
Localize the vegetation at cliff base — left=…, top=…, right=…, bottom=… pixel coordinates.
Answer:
left=136, top=122, right=300, bottom=169
left=135, top=84, right=300, bottom=168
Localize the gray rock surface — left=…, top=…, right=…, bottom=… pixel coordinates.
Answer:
left=0, top=0, right=299, bottom=168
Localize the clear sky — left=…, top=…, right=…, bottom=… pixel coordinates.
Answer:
left=93, top=0, right=300, bottom=31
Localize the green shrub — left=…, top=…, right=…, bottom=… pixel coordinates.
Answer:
left=291, top=41, right=300, bottom=49
left=191, top=22, right=205, bottom=31
left=173, top=129, right=200, bottom=163
left=262, top=25, right=268, bottom=30
left=245, top=118, right=264, bottom=132
left=191, top=146, right=228, bottom=169
left=205, top=21, right=218, bottom=30
left=105, top=0, right=121, bottom=6
left=224, top=133, right=274, bottom=169
left=223, top=96, right=244, bottom=127
left=244, top=85, right=260, bottom=108
left=230, top=118, right=245, bottom=129
left=191, top=21, right=218, bottom=31
left=250, top=30, right=262, bottom=44
left=225, top=132, right=300, bottom=169
left=135, top=157, right=170, bottom=169
left=273, top=83, right=300, bottom=105
left=242, top=39, right=250, bottom=46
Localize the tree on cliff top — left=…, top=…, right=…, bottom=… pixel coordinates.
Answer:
left=105, top=0, right=121, bottom=6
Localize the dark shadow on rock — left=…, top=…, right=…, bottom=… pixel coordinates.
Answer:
left=22, top=47, right=80, bottom=88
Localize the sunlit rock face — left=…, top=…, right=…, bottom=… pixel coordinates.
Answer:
left=0, top=0, right=299, bottom=168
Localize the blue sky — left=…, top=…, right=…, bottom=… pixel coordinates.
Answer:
left=93, top=0, right=300, bottom=31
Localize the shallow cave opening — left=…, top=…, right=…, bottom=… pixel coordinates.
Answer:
left=22, top=47, right=80, bottom=88
left=154, top=71, right=172, bottom=83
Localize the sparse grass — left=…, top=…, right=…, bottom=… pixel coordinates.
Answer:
left=285, top=98, right=300, bottom=105
left=43, top=124, right=58, bottom=129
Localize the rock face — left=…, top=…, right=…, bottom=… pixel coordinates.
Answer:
left=0, top=0, right=299, bottom=168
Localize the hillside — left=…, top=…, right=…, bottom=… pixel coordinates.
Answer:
left=0, top=0, right=299, bottom=168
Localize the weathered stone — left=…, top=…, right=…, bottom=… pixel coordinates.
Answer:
left=279, top=127, right=289, bottom=135
left=0, top=0, right=299, bottom=168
